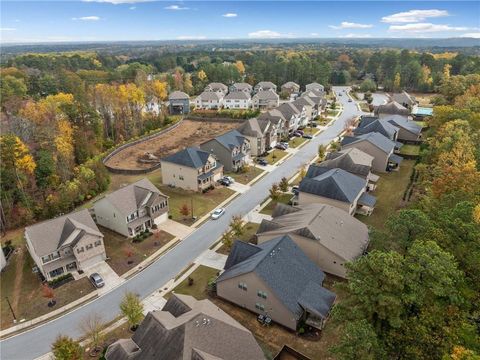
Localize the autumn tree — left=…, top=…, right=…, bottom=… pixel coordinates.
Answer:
left=230, top=215, right=244, bottom=236
left=279, top=177, right=289, bottom=192
left=42, top=284, right=56, bottom=307
left=318, top=144, right=327, bottom=161
left=221, top=230, right=234, bottom=250
left=120, top=292, right=144, bottom=330
left=51, top=335, right=83, bottom=360
left=235, top=60, right=245, bottom=74
left=179, top=203, right=190, bottom=219
left=269, top=184, right=281, bottom=202
left=80, top=313, right=104, bottom=353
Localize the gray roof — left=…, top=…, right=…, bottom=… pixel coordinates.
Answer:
left=392, top=91, right=416, bottom=106
left=231, top=83, right=252, bottom=91
left=306, top=82, right=324, bottom=91
left=341, top=132, right=396, bottom=154
left=205, top=129, right=248, bottom=151
left=255, top=81, right=277, bottom=90
left=97, top=178, right=167, bottom=217
left=300, top=166, right=367, bottom=204
left=388, top=153, right=404, bottom=164
left=162, top=147, right=213, bottom=169
left=293, top=96, right=315, bottom=108
left=238, top=118, right=270, bottom=138
left=25, top=209, right=102, bottom=257
left=375, top=101, right=410, bottom=116
left=386, top=115, right=422, bottom=135
left=257, top=203, right=369, bottom=262
left=205, top=82, right=228, bottom=92
left=276, top=102, right=300, bottom=120
left=253, top=90, right=279, bottom=101
left=169, top=91, right=189, bottom=100
left=218, top=235, right=335, bottom=320
left=224, top=91, right=251, bottom=100
left=281, top=82, right=300, bottom=90
left=106, top=294, right=265, bottom=360
left=358, top=193, right=377, bottom=208
left=258, top=111, right=285, bottom=126
left=322, top=148, right=374, bottom=178
left=355, top=117, right=399, bottom=140
left=197, top=91, right=222, bottom=101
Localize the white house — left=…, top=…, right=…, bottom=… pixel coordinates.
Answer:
left=223, top=91, right=252, bottom=109
left=194, top=91, right=224, bottom=110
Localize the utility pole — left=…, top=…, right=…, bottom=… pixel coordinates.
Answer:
left=5, top=296, right=17, bottom=322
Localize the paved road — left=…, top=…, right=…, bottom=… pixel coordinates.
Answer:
left=0, top=86, right=363, bottom=360
left=371, top=92, right=389, bottom=106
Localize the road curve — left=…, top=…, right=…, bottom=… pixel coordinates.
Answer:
left=0, top=86, right=362, bottom=360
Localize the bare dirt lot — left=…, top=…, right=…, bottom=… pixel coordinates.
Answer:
left=105, top=119, right=241, bottom=171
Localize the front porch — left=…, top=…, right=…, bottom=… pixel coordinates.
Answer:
left=127, top=216, right=152, bottom=237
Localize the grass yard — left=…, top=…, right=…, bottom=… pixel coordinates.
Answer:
left=289, top=137, right=307, bottom=149
left=304, top=127, right=321, bottom=136
left=327, top=109, right=339, bottom=117
left=169, top=265, right=219, bottom=300
left=101, top=226, right=174, bottom=276
left=414, top=120, right=427, bottom=128
left=358, top=160, right=415, bottom=231
left=263, top=150, right=288, bottom=165
left=359, top=102, right=371, bottom=112
left=260, top=194, right=293, bottom=215
left=217, top=222, right=260, bottom=255
left=226, top=166, right=265, bottom=185
left=399, top=144, right=420, bottom=156
left=1, top=246, right=94, bottom=330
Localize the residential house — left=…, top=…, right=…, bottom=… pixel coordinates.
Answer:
left=256, top=203, right=369, bottom=278
left=322, top=147, right=379, bottom=190
left=24, top=209, right=106, bottom=281
left=200, top=130, right=251, bottom=172
left=301, top=90, right=327, bottom=113
left=238, top=117, right=276, bottom=156
left=205, top=82, right=229, bottom=96
left=355, top=116, right=400, bottom=144
left=392, top=91, right=416, bottom=109
left=254, top=81, right=277, bottom=93
left=281, top=82, right=300, bottom=96
left=305, top=82, right=325, bottom=93
left=93, top=178, right=169, bottom=238
left=298, top=166, right=376, bottom=216
left=293, top=96, right=318, bottom=123
left=217, top=235, right=336, bottom=331
left=106, top=294, right=265, bottom=360
left=341, top=132, right=403, bottom=172
left=385, top=115, right=422, bottom=143
left=274, top=346, right=312, bottom=360
left=290, top=102, right=308, bottom=128
left=275, top=102, right=304, bottom=132
left=160, top=147, right=223, bottom=191
left=230, top=82, right=253, bottom=94
left=374, top=100, right=410, bottom=117
left=223, top=91, right=252, bottom=109
left=258, top=111, right=287, bottom=140
left=194, top=91, right=224, bottom=110
left=252, top=90, right=280, bottom=110
left=168, top=91, right=190, bottom=115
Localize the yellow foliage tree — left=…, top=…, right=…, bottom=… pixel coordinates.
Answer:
left=151, top=80, right=168, bottom=101
left=443, top=64, right=452, bottom=80
left=235, top=60, right=245, bottom=74
left=473, top=204, right=480, bottom=225
left=394, top=73, right=401, bottom=90
left=197, top=70, right=207, bottom=82
left=421, top=65, right=433, bottom=86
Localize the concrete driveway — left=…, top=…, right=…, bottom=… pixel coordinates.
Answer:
left=195, top=250, right=228, bottom=270
left=156, top=219, right=193, bottom=239
left=83, top=262, right=124, bottom=296
left=229, top=182, right=250, bottom=193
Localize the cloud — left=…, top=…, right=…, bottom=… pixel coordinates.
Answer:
left=129, top=6, right=136, bottom=10
left=165, top=5, right=189, bottom=10
left=222, top=13, right=237, bottom=18
left=176, top=35, right=207, bottom=40
left=339, top=33, right=372, bottom=38
left=1, top=28, right=16, bottom=31
left=329, top=21, right=373, bottom=29
left=460, top=32, right=480, bottom=38
left=72, top=16, right=101, bottom=21
left=83, top=0, right=151, bottom=4
left=389, top=23, right=468, bottom=33
left=248, top=30, right=295, bottom=39
left=382, top=9, right=449, bottom=23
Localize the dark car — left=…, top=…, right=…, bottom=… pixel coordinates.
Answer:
left=217, top=178, right=231, bottom=186
left=275, top=143, right=287, bottom=150
left=89, top=273, right=105, bottom=288
left=296, top=130, right=305, bottom=135
left=257, top=159, right=268, bottom=166
left=302, top=134, right=313, bottom=139
left=293, top=131, right=302, bottom=137
left=292, top=186, right=299, bottom=195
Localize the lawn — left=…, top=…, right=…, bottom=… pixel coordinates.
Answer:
left=263, top=150, right=288, bottom=165
left=1, top=246, right=94, bottom=330
left=217, top=222, right=260, bottom=255
left=304, top=127, right=321, bottom=136
left=414, top=120, right=427, bottom=128
left=289, top=137, right=307, bottom=149
left=357, top=160, right=415, bottom=231
left=101, top=226, right=174, bottom=276
left=169, top=265, right=219, bottom=300
left=260, top=194, right=293, bottom=215
left=399, top=144, right=420, bottom=156
left=226, top=166, right=265, bottom=185
left=359, top=102, right=371, bottom=112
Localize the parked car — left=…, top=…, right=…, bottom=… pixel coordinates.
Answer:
left=302, top=134, right=313, bottom=139
left=348, top=99, right=353, bottom=102
left=280, top=142, right=289, bottom=148
left=296, top=130, right=304, bottom=135
left=217, top=178, right=231, bottom=186
left=223, top=176, right=235, bottom=184
left=211, top=208, right=225, bottom=220
left=275, top=144, right=287, bottom=150
left=89, top=273, right=105, bottom=288
left=293, top=131, right=302, bottom=137
left=338, top=93, right=342, bottom=96
left=257, top=159, right=268, bottom=166
left=292, top=186, right=299, bottom=195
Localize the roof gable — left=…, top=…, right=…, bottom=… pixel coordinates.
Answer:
left=162, top=147, right=212, bottom=169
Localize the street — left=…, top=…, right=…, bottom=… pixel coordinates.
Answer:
left=0, top=86, right=363, bottom=360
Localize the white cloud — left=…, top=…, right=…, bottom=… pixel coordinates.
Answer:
left=382, top=9, right=449, bottom=23
left=165, top=5, right=189, bottom=10
left=389, top=23, right=468, bottom=33
left=72, top=16, right=101, bottom=21
left=248, top=30, right=295, bottom=39
left=176, top=35, right=207, bottom=40
left=339, top=33, right=372, bottom=38
left=83, top=0, right=151, bottom=4
left=461, top=32, right=480, bottom=38
left=129, top=6, right=136, bottom=10
left=222, top=13, right=237, bottom=18
left=329, top=21, right=373, bottom=29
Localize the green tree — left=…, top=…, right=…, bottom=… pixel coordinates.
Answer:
left=35, top=149, right=56, bottom=189
left=318, top=144, right=327, bottom=160
left=385, top=209, right=432, bottom=251
left=120, top=292, right=144, bottom=330
left=279, top=177, right=289, bottom=192
left=51, top=335, right=83, bottom=360
left=230, top=215, right=244, bottom=236
left=360, top=79, right=376, bottom=93
left=269, top=183, right=281, bottom=202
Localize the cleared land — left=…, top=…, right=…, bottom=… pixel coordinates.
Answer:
left=105, top=119, right=241, bottom=171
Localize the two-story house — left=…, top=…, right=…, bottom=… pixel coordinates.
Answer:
left=238, top=117, right=276, bottom=156
left=275, top=102, right=303, bottom=133
left=25, top=209, right=106, bottom=281
left=168, top=91, right=190, bottom=115
left=230, top=82, right=253, bottom=94
left=194, top=91, right=224, bottom=110
left=252, top=90, right=280, bottom=110
left=160, top=147, right=224, bottom=191
left=93, top=178, right=169, bottom=237
left=281, top=82, right=300, bottom=96
left=223, top=91, right=252, bottom=109
left=204, top=82, right=229, bottom=96
left=200, top=130, right=251, bottom=172
left=305, top=82, right=325, bottom=93
left=293, top=96, right=318, bottom=123
left=254, top=81, right=277, bottom=93
left=355, top=116, right=400, bottom=145
left=258, top=111, right=287, bottom=141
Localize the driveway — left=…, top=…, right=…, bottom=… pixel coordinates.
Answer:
left=0, top=87, right=362, bottom=360
left=229, top=182, right=250, bottom=194
left=195, top=250, right=228, bottom=270
left=156, top=219, right=193, bottom=239
left=83, top=262, right=124, bottom=296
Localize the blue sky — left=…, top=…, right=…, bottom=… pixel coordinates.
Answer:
left=1, top=1, right=479, bottom=43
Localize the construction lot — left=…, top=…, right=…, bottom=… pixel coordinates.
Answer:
left=105, top=119, right=242, bottom=171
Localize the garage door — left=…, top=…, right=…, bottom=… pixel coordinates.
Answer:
left=154, top=212, right=168, bottom=226
left=80, top=254, right=106, bottom=270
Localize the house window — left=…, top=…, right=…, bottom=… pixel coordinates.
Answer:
left=238, top=282, right=247, bottom=291
left=179, top=175, right=184, bottom=181
left=255, top=303, right=265, bottom=311
left=49, top=267, right=64, bottom=278
left=94, top=240, right=102, bottom=247
left=86, top=244, right=93, bottom=250
left=77, top=247, right=85, bottom=254
left=257, top=290, right=267, bottom=299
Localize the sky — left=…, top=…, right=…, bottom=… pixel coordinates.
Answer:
left=1, top=1, right=480, bottom=43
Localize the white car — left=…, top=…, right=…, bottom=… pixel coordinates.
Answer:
left=211, top=208, right=225, bottom=220
left=224, top=176, right=235, bottom=184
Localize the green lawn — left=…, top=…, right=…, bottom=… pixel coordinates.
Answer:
left=357, top=160, right=415, bottom=230
left=414, top=120, right=427, bottom=128
left=260, top=193, right=293, bottom=215
left=217, top=222, right=260, bottom=255
left=289, top=137, right=307, bottom=148
left=263, top=150, right=288, bottom=165
left=399, top=144, right=420, bottom=156
left=169, top=265, right=219, bottom=300
left=304, top=127, right=321, bottom=136
left=226, top=166, right=265, bottom=185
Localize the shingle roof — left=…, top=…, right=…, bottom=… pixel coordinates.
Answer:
left=218, top=235, right=335, bottom=320
left=341, top=132, right=396, bottom=154
left=97, top=178, right=167, bottom=217
left=392, top=91, right=415, bottom=106
left=306, top=83, right=324, bottom=91
left=25, top=209, right=102, bottom=257
left=293, top=96, right=315, bottom=108
left=253, top=90, right=279, bottom=101
left=224, top=91, right=251, bottom=100
left=231, top=83, right=252, bottom=91
left=256, top=81, right=276, bottom=90
left=238, top=118, right=270, bottom=138
left=169, top=91, right=189, bottom=100
left=106, top=294, right=265, bottom=360
left=386, top=115, right=422, bottom=135
left=206, top=129, right=248, bottom=151
left=281, top=82, right=300, bottom=90
left=205, top=82, right=228, bottom=92
left=322, top=148, right=374, bottom=178
left=375, top=101, right=410, bottom=116
left=276, top=102, right=299, bottom=120
left=355, top=117, right=399, bottom=140
left=162, top=147, right=212, bottom=169
left=197, top=91, right=222, bottom=101
left=257, top=203, right=369, bottom=262
left=258, top=110, right=285, bottom=125
left=300, top=166, right=367, bottom=203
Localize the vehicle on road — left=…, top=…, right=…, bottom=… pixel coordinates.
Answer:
left=223, top=176, right=235, bottom=184
left=211, top=208, right=225, bottom=220
left=338, top=93, right=342, bottom=96
left=302, top=134, right=313, bottom=139
left=348, top=99, right=353, bottom=102
left=293, top=131, right=302, bottom=137
left=275, top=144, right=287, bottom=150
left=257, top=159, right=268, bottom=166
left=217, top=178, right=231, bottom=186
left=280, top=142, right=289, bottom=148
left=89, top=273, right=105, bottom=288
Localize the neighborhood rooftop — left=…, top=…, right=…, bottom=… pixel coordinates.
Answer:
left=322, top=148, right=375, bottom=178
left=342, top=132, right=396, bottom=154
left=162, top=147, right=213, bottom=169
